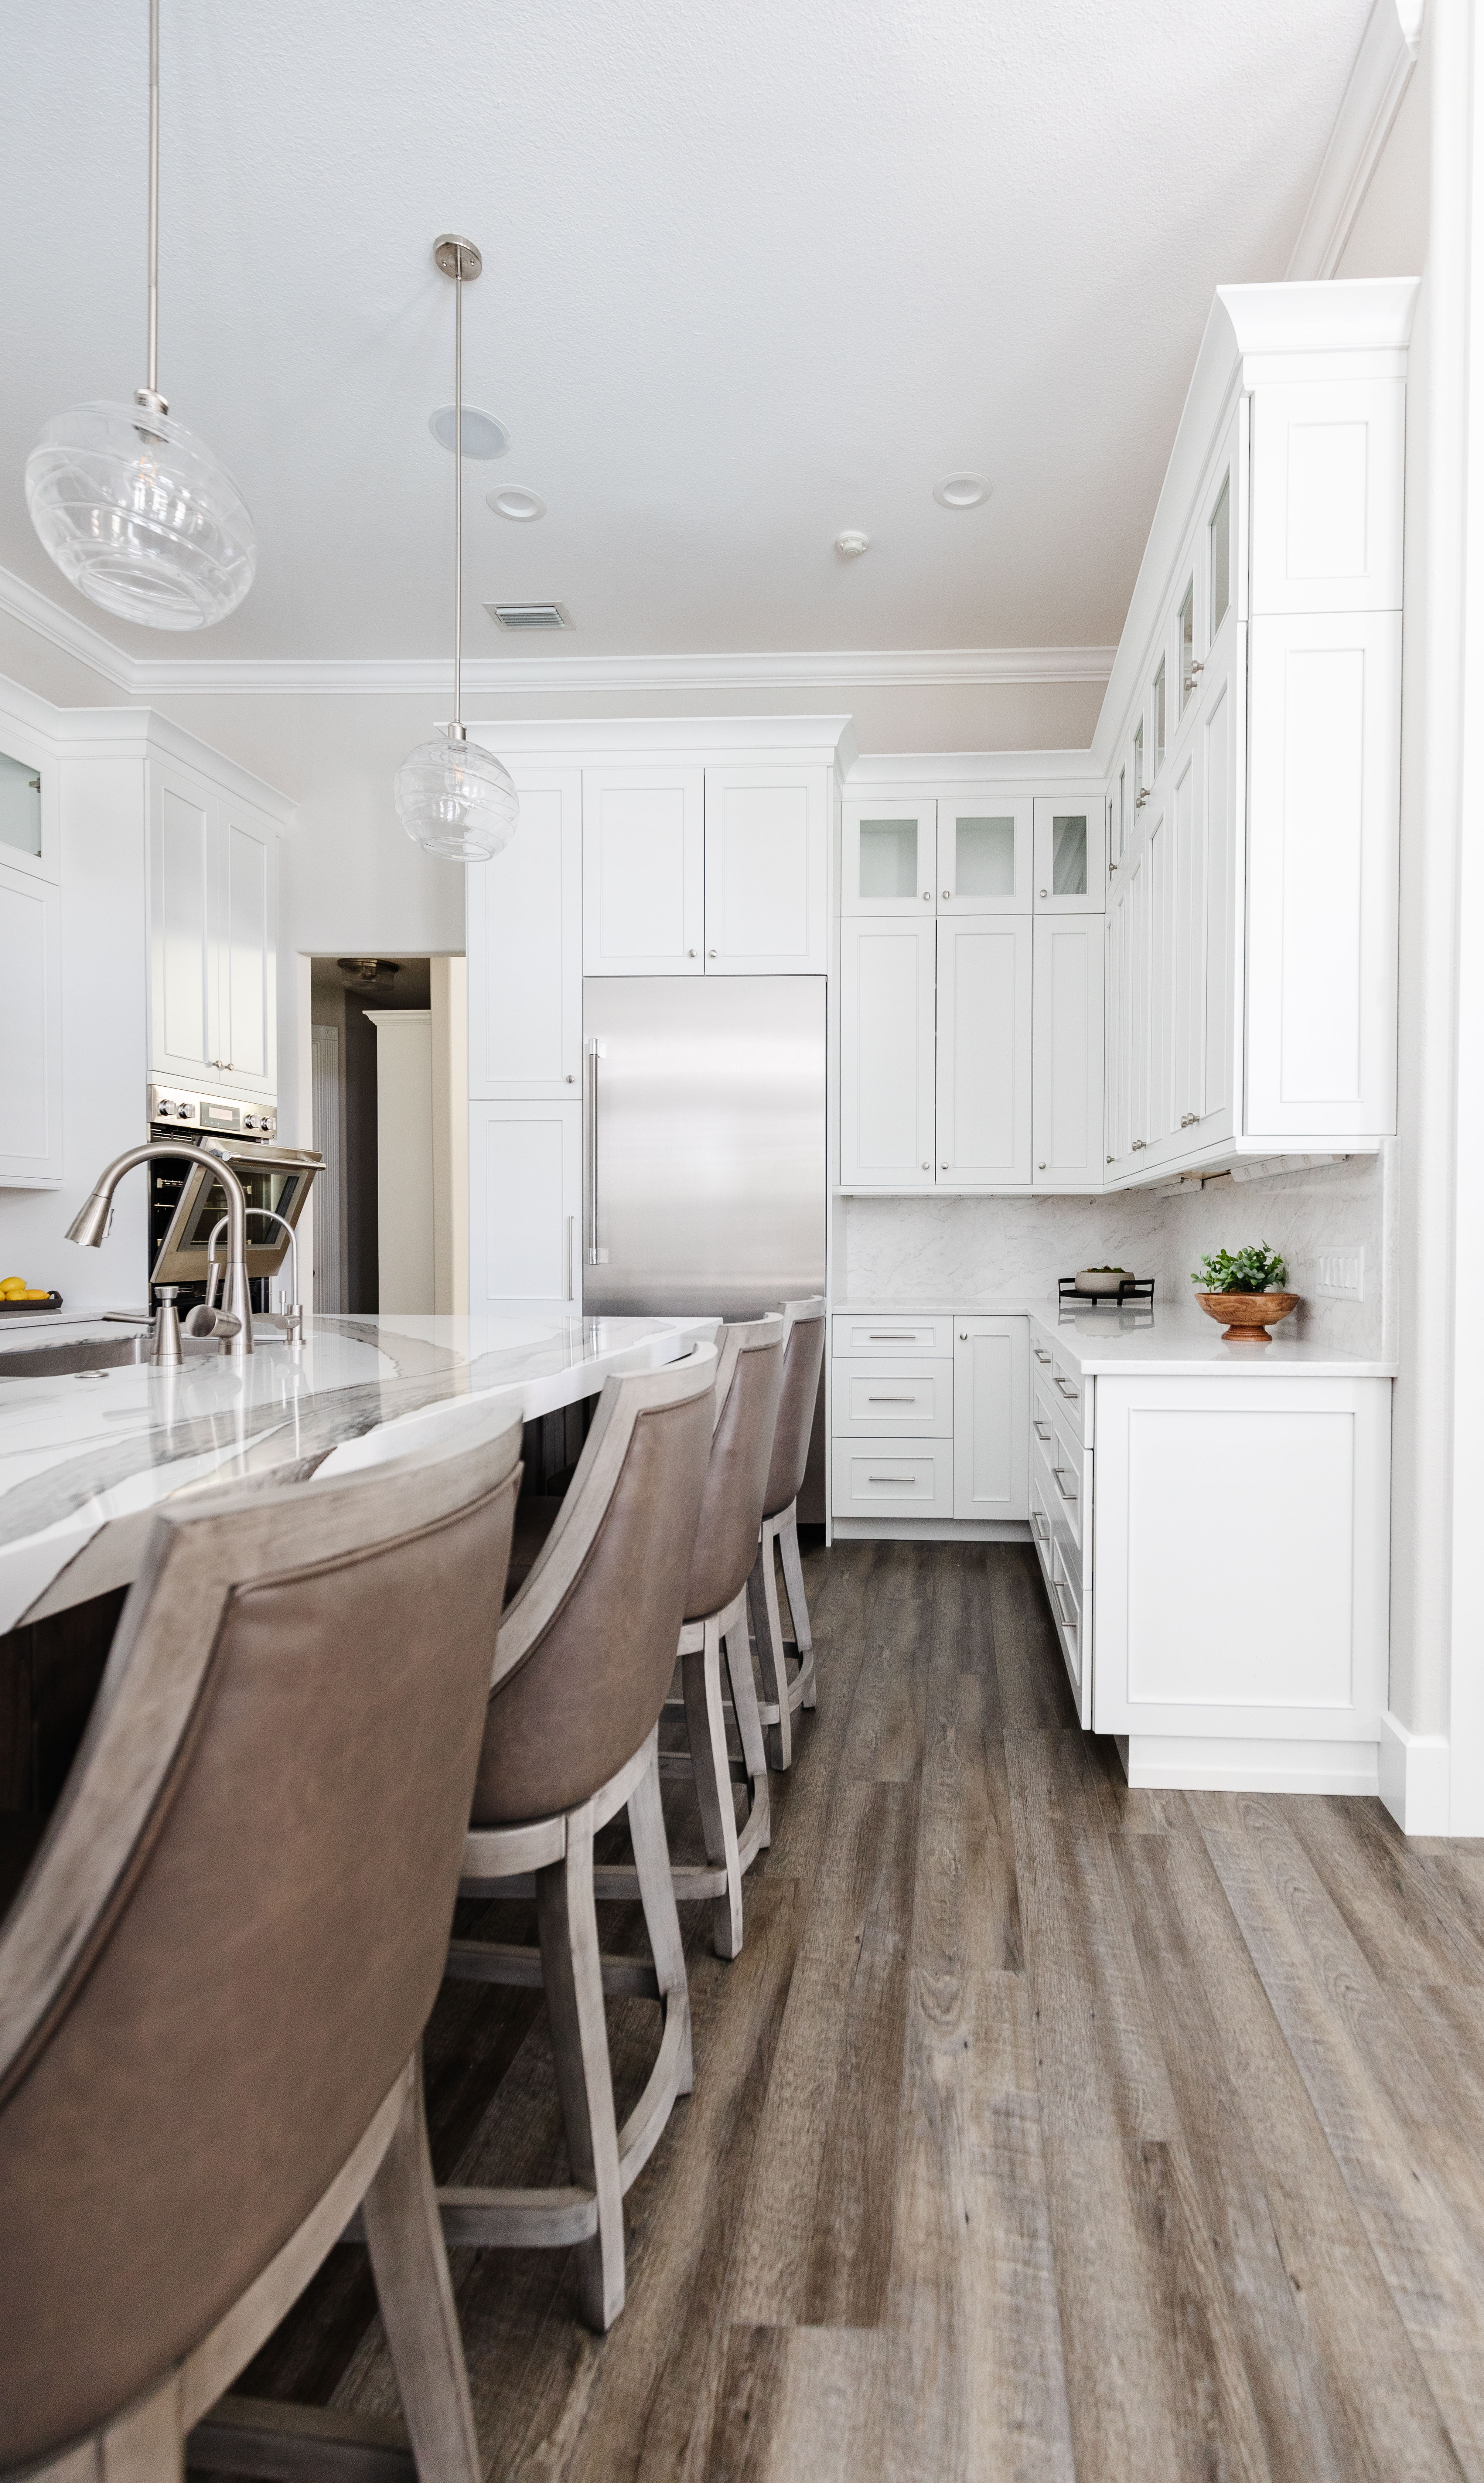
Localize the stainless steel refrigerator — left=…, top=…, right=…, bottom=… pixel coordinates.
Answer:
left=583, top=976, right=827, bottom=1513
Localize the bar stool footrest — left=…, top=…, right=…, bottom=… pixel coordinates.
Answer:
left=187, top=2398, right=414, bottom=2483
left=445, top=1936, right=661, bottom=2000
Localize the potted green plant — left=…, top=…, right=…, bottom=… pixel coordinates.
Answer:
left=1190, top=1244, right=1299, bottom=1340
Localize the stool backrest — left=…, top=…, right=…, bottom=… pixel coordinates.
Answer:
left=470, top=1343, right=719, bottom=1826
left=762, top=1294, right=826, bottom=1519
left=685, top=1315, right=785, bottom=1621
left=0, top=1417, right=522, bottom=2472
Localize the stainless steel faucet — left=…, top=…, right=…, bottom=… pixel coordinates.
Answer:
left=205, top=1206, right=302, bottom=1345
left=66, top=1139, right=254, bottom=1361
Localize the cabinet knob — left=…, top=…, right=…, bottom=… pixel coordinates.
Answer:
left=1180, top=1111, right=1199, bottom=1127
left=1131, top=1138, right=1147, bottom=1151
left=959, top=1331, right=968, bottom=1341
left=708, top=947, right=717, bottom=957
left=1106, top=1154, right=1114, bottom=1163
left=1038, top=1162, right=1047, bottom=1170
left=687, top=948, right=697, bottom=957
left=940, top=1161, right=948, bottom=1170
left=941, top=888, right=950, bottom=899
left=922, top=1161, right=930, bottom=1171
left=922, top=890, right=932, bottom=902
left=1039, top=887, right=1048, bottom=898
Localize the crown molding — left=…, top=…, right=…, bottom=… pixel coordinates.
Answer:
left=1286, top=0, right=1425, bottom=281
left=0, top=568, right=1116, bottom=700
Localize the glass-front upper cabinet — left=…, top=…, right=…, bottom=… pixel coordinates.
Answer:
left=1033, top=794, right=1106, bottom=913
left=0, top=716, right=58, bottom=885
left=936, top=796, right=1032, bottom=913
left=0, top=751, right=41, bottom=861
left=841, top=799, right=936, bottom=913
left=1210, top=471, right=1231, bottom=639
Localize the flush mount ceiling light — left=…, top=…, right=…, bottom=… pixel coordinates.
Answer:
left=429, top=405, right=509, bottom=459
left=394, top=235, right=519, bottom=866
left=835, top=530, right=870, bottom=557
left=933, top=471, right=991, bottom=510
left=24, top=0, right=256, bottom=630
left=488, top=486, right=546, bottom=522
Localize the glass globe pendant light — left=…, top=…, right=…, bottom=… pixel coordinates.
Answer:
left=24, top=0, right=256, bottom=631
left=394, top=235, right=520, bottom=864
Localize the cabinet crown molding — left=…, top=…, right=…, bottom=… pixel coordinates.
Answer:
left=466, top=714, right=857, bottom=770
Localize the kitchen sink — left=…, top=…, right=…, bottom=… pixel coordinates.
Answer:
left=0, top=1331, right=215, bottom=1380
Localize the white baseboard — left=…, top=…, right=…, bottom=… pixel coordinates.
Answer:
left=1378, top=1710, right=1451, bottom=1834
left=1116, top=1733, right=1381, bottom=1796
left=831, top=1517, right=1033, bottom=1543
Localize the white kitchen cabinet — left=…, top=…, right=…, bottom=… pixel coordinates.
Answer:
left=0, top=858, right=61, bottom=1187
left=841, top=800, right=935, bottom=914
left=838, top=917, right=935, bottom=1188
left=833, top=1356, right=954, bottom=1436
left=1033, top=915, right=1104, bottom=1188
left=703, top=766, right=828, bottom=972
left=468, top=767, right=582, bottom=1097
left=583, top=766, right=705, bottom=974
left=468, top=1099, right=581, bottom=1315
left=936, top=797, right=1031, bottom=914
left=147, top=759, right=277, bottom=1099
left=1034, top=795, right=1105, bottom=913
left=832, top=1437, right=954, bottom=1521
left=952, top=1317, right=1029, bottom=1521
left=935, top=917, right=1032, bottom=1186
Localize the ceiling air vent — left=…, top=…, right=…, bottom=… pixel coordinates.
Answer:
left=487, top=602, right=572, bottom=630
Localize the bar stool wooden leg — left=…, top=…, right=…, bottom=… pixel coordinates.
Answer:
left=748, top=1519, right=793, bottom=1771
left=626, top=1742, right=693, bottom=2096
left=682, top=1614, right=746, bottom=1960
left=535, top=1801, right=626, bottom=2330
left=778, top=1502, right=817, bottom=1711
left=724, top=1601, right=772, bottom=1841
left=361, top=2055, right=482, bottom=2483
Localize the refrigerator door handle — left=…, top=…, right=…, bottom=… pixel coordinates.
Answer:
left=586, top=1038, right=608, bottom=1266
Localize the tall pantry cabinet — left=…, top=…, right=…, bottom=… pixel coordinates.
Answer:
left=464, top=719, right=851, bottom=1317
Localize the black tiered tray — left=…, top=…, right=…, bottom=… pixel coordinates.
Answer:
left=1057, top=1275, right=1155, bottom=1310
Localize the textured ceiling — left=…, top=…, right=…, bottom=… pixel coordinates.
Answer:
left=1, top=0, right=1373, bottom=665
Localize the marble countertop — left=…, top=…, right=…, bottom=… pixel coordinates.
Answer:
left=0, top=1311, right=715, bottom=1634
left=836, top=1297, right=1397, bottom=1379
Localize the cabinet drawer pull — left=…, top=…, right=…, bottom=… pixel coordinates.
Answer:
left=1032, top=1419, right=1051, bottom=1440
left=1051, top=1467, right=1077, bottom=1502
left=1180, top=1112, right=1200, bottom=1128
left=867, top=1332, right=918, bottom=1340
left=867, top=1394, right=917, bottom=1403
left=867, top=1472, right=917, bottom=1485
left=1032, top=1346, right=1051, bottom=1363
left=1053, top=1580, right=1078, bottom=1629
left=1054, top=1376, right=1078, bottom=1401
left=1131, top=1138, right=1147, bottom=1151
left=1032, top=1512, right=1050, bottom=1541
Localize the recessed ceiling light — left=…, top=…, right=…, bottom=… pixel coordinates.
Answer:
left=835, top=529, right=870, bottom=557
left=488, top=486, right=546, bottom=521
left=933, top=471, right=990, bottom=510
left=487, top=601, right=572, bottom=629
left=428, top=404, right=509, bottom=459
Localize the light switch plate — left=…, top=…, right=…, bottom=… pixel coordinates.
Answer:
left=1315, top=1245, right=1365, bottom=1301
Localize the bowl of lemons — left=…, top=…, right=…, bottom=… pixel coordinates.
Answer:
left=0, top=1276, right=62, bottom=1312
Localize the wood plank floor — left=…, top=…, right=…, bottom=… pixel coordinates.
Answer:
left=229, top=1541, right=1484, bottom=2482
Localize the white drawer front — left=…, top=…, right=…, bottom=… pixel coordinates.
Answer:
left=832, top=1437, right=954, bottom=1519
left=833, top=1314, right=953, bottom=1358
left=1029, top=1327, right=1090, bottom=1444
left=834, top=1358, right=953, bottom=1436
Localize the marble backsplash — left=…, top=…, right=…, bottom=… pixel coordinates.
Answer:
left=839, top=1145, right=1393, bottom=1356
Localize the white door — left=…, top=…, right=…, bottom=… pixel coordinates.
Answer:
left=703, top=766, right=828, bottom=971
left=1033, top=795, right=1106, bottom=912
left=216, top=800, right=276, bottom=1097
left=936, top=916, right=1032, bottom=1186
left=952, top=1318, right=1029, bottom=1520
left=936, top=798, right=1031, bottom=914
left=838, top=917, right=935, bottom=1188
left=582, top=766, right=704, bottom=973
left=0, top=859, right=61, bottom=1187
left=1033, top=915, right=1104, bottom=1189
left=468, top=1099, right=582, bottom=1315
left=149, top=761, right=217, bottom=1085
left=468, top=768, right=581, bottom=1096
left=840, top=801, right=936, bottom=914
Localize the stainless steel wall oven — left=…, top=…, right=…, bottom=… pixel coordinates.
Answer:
left=146, top=1085, right=321, bottom=1314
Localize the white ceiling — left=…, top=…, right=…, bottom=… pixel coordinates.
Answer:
left=1, top=0, right=1374, bottom=671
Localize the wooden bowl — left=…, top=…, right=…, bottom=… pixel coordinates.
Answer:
left=1195, top=1290, right=1299, bottom=1341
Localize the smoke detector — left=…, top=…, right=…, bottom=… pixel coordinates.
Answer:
left=835, top=530, right=870, bottom=558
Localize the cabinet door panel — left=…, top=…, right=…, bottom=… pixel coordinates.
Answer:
left=220, top=807, right=275, bottom=1093
left=468, top=1099, right=581, bottom=1314
left=1033, top=795, right=1106, bottom=912
left=151, top=768, right=215, bottom=1082
left=1033, top=916, right=1103, bottom=1188
left=704, top=768, right=826, bottom=971
left=1145, top=793, right=1173, bottom=1156
left=937, top=798, right=1031, bottom=913
left=583, top=767, right=704, bottom=973
left=1170, top=745, right=1206, bottom=1138
left=1202, top=635, right=1240, bottom=1125
left=936, top=917, right=1031, bottom=1186
left=952, top=1318, right=1029, bottom=1520
left=468, top=770, right=581, bottom=1095
left=1249, top=380, right=1405, bottom=616
left=841, top=801, right=935, bottom=914
left=1245, top=612, right=1398, bottom=1137
left=0, top=861, right=61, bottom=1185
left=838, top=918, right=935, bottom=1187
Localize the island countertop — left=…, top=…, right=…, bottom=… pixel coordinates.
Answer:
left=0, top=1311, right=716, bottom=1634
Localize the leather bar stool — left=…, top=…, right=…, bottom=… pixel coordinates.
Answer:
left=434, top=1343, right=717, bottom=2335
left=604, top=1317, right=782, bottom=1963
left=748, top=1294, right=827, bottom=1771
left=0, top=1413, right=523, bottom=2483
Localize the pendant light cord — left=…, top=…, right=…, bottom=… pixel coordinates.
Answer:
left=147, top=0, right=160, bottom=400
left=453, top=248, right=463, bottom=736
